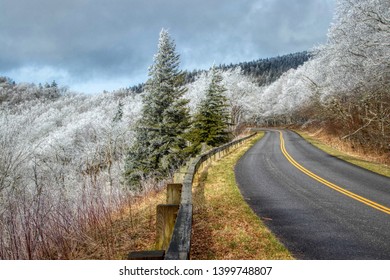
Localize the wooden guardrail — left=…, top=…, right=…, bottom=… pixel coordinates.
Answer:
left=128, top=132, right=257, bottom=260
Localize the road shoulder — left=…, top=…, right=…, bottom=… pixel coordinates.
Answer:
left=294, top=130, right=390, bottom=178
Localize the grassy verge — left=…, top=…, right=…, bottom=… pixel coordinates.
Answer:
left=191, top=133, right=293, bottom=260
left=71, top=190, right=166, bottom=259
left=295, top=130, right=390, bottom=178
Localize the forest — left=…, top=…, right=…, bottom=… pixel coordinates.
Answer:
left=0, top=0, right=389, bottom=259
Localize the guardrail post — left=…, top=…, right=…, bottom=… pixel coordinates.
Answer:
left=167, top=183, right=182, bottom=204
left=156, top=204, right=179, bottom=250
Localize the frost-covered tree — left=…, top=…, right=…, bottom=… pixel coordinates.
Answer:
left=125, top=29, right=190, bottom=187
left=188, top=66, right=230, bottom=153
left=220, top=68, right=260, bottom=134
left=323, top=0, right=390, bottom=96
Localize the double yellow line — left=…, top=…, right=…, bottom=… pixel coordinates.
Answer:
left=279, top=130, right=390, bottom=215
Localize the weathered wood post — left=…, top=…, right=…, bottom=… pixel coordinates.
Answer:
left=167, top=183, right=182, bottom=204
left=156, top=204, right=179, bottom=250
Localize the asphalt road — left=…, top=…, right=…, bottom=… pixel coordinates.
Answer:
left=235, top=129, right=390, bottom=259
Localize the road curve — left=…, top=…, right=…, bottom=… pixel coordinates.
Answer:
left=235, top=129, right=390, bottom=259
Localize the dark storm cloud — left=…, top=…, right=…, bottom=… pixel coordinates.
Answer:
left=0, top=0, right=335, bottom=93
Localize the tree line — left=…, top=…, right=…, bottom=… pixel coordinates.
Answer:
left=129, top=51, right=310, bottom=93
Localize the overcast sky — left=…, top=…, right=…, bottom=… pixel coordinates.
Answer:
left=0, top=0, right=335, bottom=94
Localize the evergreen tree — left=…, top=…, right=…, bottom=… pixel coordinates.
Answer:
left=188, top=66, right=230, bottom=154
left=113, top=101, right=124, bottom=122
left=125, top=29, right=190, bottom=187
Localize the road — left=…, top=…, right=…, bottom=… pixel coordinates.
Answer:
left=235, top=129, right=390, bottom=259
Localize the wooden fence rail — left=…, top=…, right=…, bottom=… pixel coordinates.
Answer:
left=128, top=132, right=257, bottom=260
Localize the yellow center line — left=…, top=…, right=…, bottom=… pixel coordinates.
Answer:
left=278, top=130, right=390, bottom=215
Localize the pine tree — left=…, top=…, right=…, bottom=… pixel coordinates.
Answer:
left=113, top=101, right=124, bottom=122
left=125, top=29, right=190, bottom=187
left=188, top=66, right=230, bottom=154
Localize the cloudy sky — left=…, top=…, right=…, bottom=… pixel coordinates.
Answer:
left=0, top=0, right=335, bottom=94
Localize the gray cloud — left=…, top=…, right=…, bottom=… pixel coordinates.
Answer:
left=0, top=0, right=335, bottom=93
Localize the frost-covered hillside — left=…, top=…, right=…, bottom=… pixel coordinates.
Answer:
left=0, top=82, right=143, bottom=258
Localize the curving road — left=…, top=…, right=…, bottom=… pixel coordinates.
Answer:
left=235, top=129, right=390, bottom=259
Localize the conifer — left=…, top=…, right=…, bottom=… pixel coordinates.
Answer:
left=188, top=66, right=230, bottom=154
left=125, top=29, right=190, bottom=187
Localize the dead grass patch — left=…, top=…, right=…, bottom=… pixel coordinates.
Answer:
left=296, top=129, right=390, bottom=178
left=70, top=189, right=166, bottom=259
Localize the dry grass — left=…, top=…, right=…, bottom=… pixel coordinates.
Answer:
left=191, top=134, right=293, bottom=260
left=296, top=129, right=390, bottom=178
left=70, top=189, right=166, bottom=259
